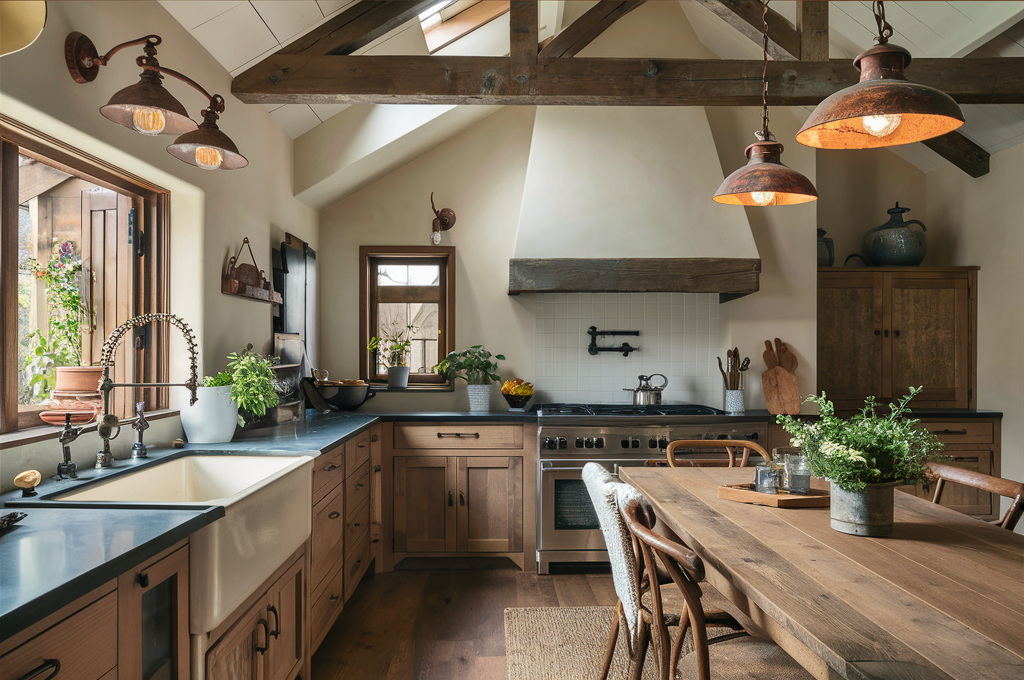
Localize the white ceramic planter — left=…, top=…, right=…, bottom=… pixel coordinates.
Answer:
left=467, top=384, right=491, bottom=412
left=388, top=366, right=410, bottom=388
left=180, top=386, right=238, bottom=443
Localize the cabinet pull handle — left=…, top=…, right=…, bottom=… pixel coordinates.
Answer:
left=374, top=465, right=382, bottom=473
left=355, top=482, right=364, bottom=489
left=255, top=619, right=269, bottom=655
left=933, top=428, right=968, bottom=436
left=874, top=329, right=881, bottom=336
left=951, top=456, right=980, bottom=463
left=322, top=463, right=340, bottom=472
left=137, top=572, right=150, bottom=588
left=893, top=329, right=901, bottom=337
left=353, top=522, right=361, bottom=528
left=267, top=604, right=280, bottom=638
left=448, top=491, right=453, bottom=506
left=884, top=329, right=889, bottom=338
left=329, top=594, right=340, bottom=603
left=328, top=511, right=341, bottom=519
left=371, top=434, right=379, bottom=442
left=358, top=442, right=366, bottom=448
left=15, top=660, right=60, bottom=680
left=437, top=432, right=480, bottom=439
left=459, top=491, right=466, bottom=507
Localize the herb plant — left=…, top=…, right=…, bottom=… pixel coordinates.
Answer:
left=22, top=240, right=90, bottom=366
left=777, top=387, right=944, bottom=493
left=201, top=345, right=280, bottom=426
left=368, top=323, right=417, bottom=370
left=435, top=345, right=506, bottom=385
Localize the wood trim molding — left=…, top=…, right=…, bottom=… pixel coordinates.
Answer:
left=508, top=258, right=761, bottom=299
left=0, top=140, right=19, bottom=433
left=425, top=1, right=509, bottom=54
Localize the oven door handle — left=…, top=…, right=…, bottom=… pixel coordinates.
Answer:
left=541, top=466, right=591, bottom=472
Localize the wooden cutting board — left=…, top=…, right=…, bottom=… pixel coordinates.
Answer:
left=762, top=366, right=801, bottom=415
left=718, top=483, right=830, bottom=508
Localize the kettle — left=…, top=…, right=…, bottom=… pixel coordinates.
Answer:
left=623, top=374, right=668, bottom=406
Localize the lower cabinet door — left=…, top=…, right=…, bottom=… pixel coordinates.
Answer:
left=457, top=456, right=524, bottom=553
left=264, top=558, right=305, bottom=680
left=206, top=605, right=267, bottom=680
left=393, top=456, right=455, bottom=553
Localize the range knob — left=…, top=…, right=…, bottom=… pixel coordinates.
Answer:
left=584, top=438, right=595, bottom=449
left=558, top=437, right=568, bottom=449
left=575, top=437, right=585, bottom=449
left=717, top=433, right=729, bottom=440
left=543, top=437, right=558, bottom=450
left=658, top=438, right=669, bottom=449
left=648, top=438, right=658, bottom=449
left=595, top=437, right=605, bottom=449
left=620, top=438, right=630, bottom=449
left=631, top=438, right=640, bottom=449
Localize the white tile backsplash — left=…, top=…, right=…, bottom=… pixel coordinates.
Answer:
left=533, top=293, right=724, bottom=408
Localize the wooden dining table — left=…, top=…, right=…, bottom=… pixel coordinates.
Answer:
left=617, top=466, right=1024, bottom=680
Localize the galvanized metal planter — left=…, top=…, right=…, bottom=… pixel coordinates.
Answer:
left=829, top=481, right=900, bottom=536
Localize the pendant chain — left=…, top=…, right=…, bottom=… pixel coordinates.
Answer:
left=759, top=0, right=771, bottom=140
left=873, top=1, right=894, bottom=45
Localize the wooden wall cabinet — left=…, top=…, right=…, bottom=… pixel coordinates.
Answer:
left=817, top=267, right=976, bottom=410
left=385, top=423, right=536, bottom=572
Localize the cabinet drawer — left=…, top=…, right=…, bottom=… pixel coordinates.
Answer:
left=346, top=461, right=370, bottom=516
left=345, top=497, right=370, bottom=557
left=344, top=531, right=371, bottom=602
left=310, top=561, right=345, bottom=653
left=345, top=430, right=371, bottom=475
left=919, top=421, right=993, bottom=444
left=311, top=485, right=345, bottom=588
left=313, top=447, right=345, bottom=504
left=394, top=424, right=523, bottom=449
left=2, top=591, right=117, bottom=680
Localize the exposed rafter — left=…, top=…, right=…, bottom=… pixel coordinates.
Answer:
left=796, top=1, right=829, bottom=61
left=538, top=1, right=646, bottom=59
left=278, top=0, right=438, bottom=56
left=695, top=0, right=800, bottom=60
left=922, top=131, right=991, bottom=178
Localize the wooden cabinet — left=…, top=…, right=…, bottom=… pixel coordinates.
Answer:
left=457, top=456, right=524, bottom=554
left=393, top=456, right=455, bottom=553
left=817, top=267, right=976, bottom=410
left=205, top=553, right=306, bottom=680
left=117, top=544, right=190, bottom=680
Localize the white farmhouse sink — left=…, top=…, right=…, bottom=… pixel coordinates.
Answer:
left=55, top=454, right=313, bottom=635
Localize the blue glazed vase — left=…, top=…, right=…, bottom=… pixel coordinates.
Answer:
left=862, top=203, right=927, bottom=266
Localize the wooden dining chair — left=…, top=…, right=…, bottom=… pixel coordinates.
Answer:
left=618, top=493, right=813, bottom=680
left=927, top=463, right=1024, bottom=531
left=665, top=440, right=770, bottom=468
left=582, top=463, right=743, bottom=680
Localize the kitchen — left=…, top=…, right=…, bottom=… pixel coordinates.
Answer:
left=1, top=1, right=1022, bottom=679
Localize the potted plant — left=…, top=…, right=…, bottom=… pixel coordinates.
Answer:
left=368, top=324, right=416, bottom=388
left=180, top=345, right=280, bottom=443
left=435, top=345, right=505, bottom=412
left=501, top=378, right=534, bottom=411
left=778, top=387, right=944, bottom=536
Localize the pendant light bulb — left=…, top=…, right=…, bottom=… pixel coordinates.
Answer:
left=194, top=146, right=223, bottom=170
left=750, top=191, right=777, bottom=207
left=862, top=113, right=902, bottom=138
left=430, top=230, right=442, bottom=245
left=132, top=107, right=166, bottom=135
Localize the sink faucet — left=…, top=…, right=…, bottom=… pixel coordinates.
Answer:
left=57, top=413, right=83, bottom=479
left=96, top=313, right=199, bottom=468
left=132, top=401, right=150, bottom=459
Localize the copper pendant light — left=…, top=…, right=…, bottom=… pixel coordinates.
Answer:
left=796, top=1, right=964, bottom=149
left=714, top=0, right=817, bottom=207
left=65, top=31, right=247, bottom=170
left=167, top=98, right=249, bottom=170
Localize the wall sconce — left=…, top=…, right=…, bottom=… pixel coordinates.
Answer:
left=64, top=32, right=247, bottom=169
left=430, top=192, right=456, bottom=245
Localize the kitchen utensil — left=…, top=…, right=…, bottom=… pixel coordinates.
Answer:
left=324, top=383, right=375, bottom=410
left=777, top=343, right=798, bottom=373
left=762, top=366, right=801, bottom=415
left=763, top=349, right=778, bottom=370
left=717, top=356, right=729, bottom=389
left=739, top=357, right=750, bottom=372
left=623, top=374, right=668, bottom=405
left=774, top=338, right=784, bottom=359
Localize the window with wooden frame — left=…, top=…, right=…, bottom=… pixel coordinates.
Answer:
left=1, top=116, right=170, bottom=433
left=359, top=246, right=455, bottom=387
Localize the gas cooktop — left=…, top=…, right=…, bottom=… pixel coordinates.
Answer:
left=538, top=403, right=724, bottom=417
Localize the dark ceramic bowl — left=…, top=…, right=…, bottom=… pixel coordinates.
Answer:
left=502, top=393, right=532, bottom=411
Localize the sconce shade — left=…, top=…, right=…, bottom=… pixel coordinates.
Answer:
left=167, top=117, right=248, bottom=170
left=796, top=44, right=964, bottom=149
left=99, top=70, right=197, bottom=136
left=713, top=141, right=817, bottom=206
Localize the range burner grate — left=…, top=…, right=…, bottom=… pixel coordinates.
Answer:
left=538, top=403, right=724, bottom=417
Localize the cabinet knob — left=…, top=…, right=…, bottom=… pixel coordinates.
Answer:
left=328, top=511, right=341, bottom=520
left=459, top=491, right=466, bottom=507
left=874, top=329, right=881, bottom=336
left=893, top=329, right=901, bottom=337
left=15, top=659, right=60, bottom=680
left=371, top=434, right=379, bottom=442
left=329, top=594, right=340, bottom=603
left=137, top=572, right=150, bottom=588
left=322, top=463, right=339, bottom=472
left=448, top=491, right=453, bottom=506
left=884, top=329, right=889, bottom=338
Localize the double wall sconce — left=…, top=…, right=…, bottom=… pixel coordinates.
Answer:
left=64, top=32, right=247, bottom=170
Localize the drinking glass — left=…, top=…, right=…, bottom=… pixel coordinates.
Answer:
left=784, top=455, right=811, bottom=495
left=755, top=464, right=778, bottom=494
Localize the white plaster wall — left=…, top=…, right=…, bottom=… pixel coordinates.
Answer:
left=926, top=144, right=1024, bottom=532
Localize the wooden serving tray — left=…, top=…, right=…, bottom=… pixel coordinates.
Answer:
left=718, top=483, right=830, bottom=508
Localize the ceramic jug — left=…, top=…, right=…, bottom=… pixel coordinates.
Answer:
left=817, top=228, right=835, bottom=267
left=862, top=203, right=927, bottom=266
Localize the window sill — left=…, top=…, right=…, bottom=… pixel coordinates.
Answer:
left=369, top=383, right=454, bottom=393
left=0, top=409, right=180, bottom=448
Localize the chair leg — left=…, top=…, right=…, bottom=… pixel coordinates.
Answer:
left=669, top=603, right=691, bottom=673
left=627, top=621, right=650, bottom=680
left=600, top=601, right=622, bottom=680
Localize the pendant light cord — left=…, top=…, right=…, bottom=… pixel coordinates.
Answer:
left=758, top=0, right=772, bottom=141
left=872, top=1, right=894, bottom=45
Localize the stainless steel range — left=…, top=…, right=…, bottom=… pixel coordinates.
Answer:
left=536, top=403, right=767, bottom=574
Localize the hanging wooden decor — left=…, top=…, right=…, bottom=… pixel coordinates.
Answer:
left=222, top=237, right=282, bottom=303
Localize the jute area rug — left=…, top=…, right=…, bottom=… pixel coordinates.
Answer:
left=508, top=605, right=731, bottom=680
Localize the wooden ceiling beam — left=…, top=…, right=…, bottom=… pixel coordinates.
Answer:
left=695, top=0, right=800, bottom=60
left=231, top=55, right=1023, bottom=107
left=796, top=1, right=829, bottom=61
left=279, top=0, right=438, bottom=56
left=922, top=131, right=990, bottom=178
left=509, top=1, right=538, bottom=95
left=538, top=1, right=646, bottom=59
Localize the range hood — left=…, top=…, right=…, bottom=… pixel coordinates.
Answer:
left=509, top=106, right=761, bottom=300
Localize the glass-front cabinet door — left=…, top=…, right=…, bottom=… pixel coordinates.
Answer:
left=119, top=544, right=190, bottom=680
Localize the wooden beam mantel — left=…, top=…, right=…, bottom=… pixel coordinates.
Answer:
left=232, top=55, right=1023, bottom=107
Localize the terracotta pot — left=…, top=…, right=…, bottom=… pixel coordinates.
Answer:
left=54, top=366, right=104, bottom=393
